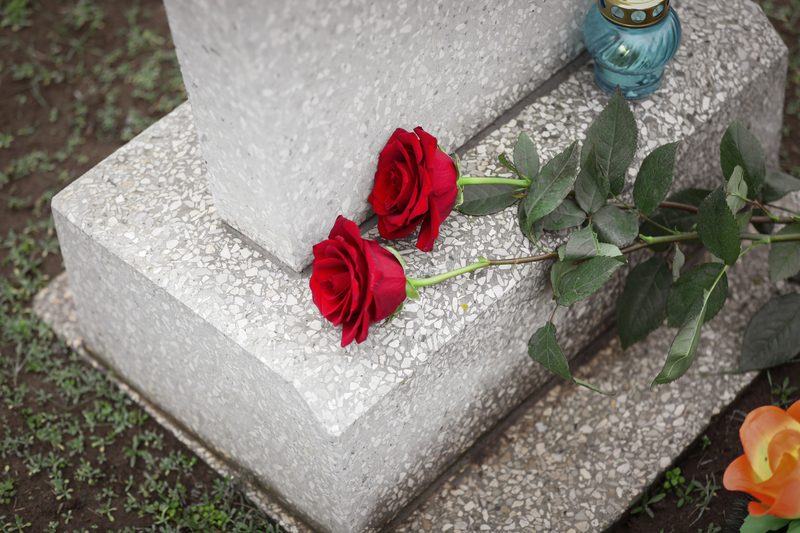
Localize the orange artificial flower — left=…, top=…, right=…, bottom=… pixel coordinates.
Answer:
left=723, top=399, right=800, bottom=519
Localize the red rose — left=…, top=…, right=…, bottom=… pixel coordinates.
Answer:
left=310, top=216, right=407, bottom=347
left=368, top=127, right=459, bottom=252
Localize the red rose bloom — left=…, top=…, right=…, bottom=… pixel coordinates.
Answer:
left=368, top=127, right=459, bottom=252
left=310, top=216, right=407, bottom=347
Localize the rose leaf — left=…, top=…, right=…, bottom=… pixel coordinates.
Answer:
left=457, top=183, right=520, bottom=216
left=581, top=86, right=638, bottom=196
left=513, top=131, right=540, bottom=180
left=739, top=293, right=800, bottom=373
left=522, top=141, right=581, bottom=223
left=616, top=257, right=671, bottom=350
left=633, top=141, right=680, bottom=216
left=556, top=256, right=623, bottom=307
left=720, top=119, right=766, bottom=199
left=696, top=185, right=741, bottom=266
left=667, top=263, right=728, bottom=328
left=528, top=322, right=613, bottom=395
left=591, top=204, right=639, bottom=247
left=769, top=224, right=800, bottom=283
left=574, top=144, right=609, bottom=214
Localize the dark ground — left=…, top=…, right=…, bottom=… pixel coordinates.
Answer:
left=1, top=0, right=799, bottom=532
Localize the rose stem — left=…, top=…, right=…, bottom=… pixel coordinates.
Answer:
left=612, top=200, right=797, bottom=225
left=406, top=232, right=800, bottom=288
left=457, top=176, right=530, bottom=187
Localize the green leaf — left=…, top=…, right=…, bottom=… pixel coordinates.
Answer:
left=498, top=153, right=519, bottom=176
left=672, top=244, right=685, bottom=282
left=528, top=322, right=613, bottom=395
left=633, top=141, right=680, bottom=216
left=726, top=165, right=748, bottom=215
left=788, top=519, right=800, bottom=533
left=513, top=132, right=540, bottom=180
left=737, top=211, right=753, bottom=233
left=557, top=256, right=624, bottom=307
left=769, top=224, right=800, bottom=282
left=457, top=183, right=521, bottom=216
left=616, top=258, right=672, bottom=350
left=558, top=225, right=599, bottom=263
left=651, top=292, right=709, bottom=388
left=739, top=293, right=800, bottom=372
left=763, top=168, right=800, bottom=203
left=550, top=260, right=578, bottom=299
left=667, top=263, right=729, bottom=327
left=523, top=141, right=581, bottom=223
left=739, top=511, right=791, bottom=533
left=592, top=204, right=639, bottom=247
left=582, top=86, right=638, bottom=196
left=697, top=185, right=741, bottom=265
left=720, top=119, right=766, bottom=199
left=598, top=243, right=624, bottom=259
left=574, top=144, right=610, bottom=214
left=540, top=198, right=586, bottom=231
left=518, top=199, right=543, bottom=243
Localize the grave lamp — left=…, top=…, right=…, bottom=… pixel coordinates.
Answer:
left=584, top=0, right=682, bottom=99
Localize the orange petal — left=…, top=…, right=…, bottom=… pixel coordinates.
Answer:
left=768, top=429, right=800, bottom=472
left=749, top=500, right=770, bottom=516
left=742, top=406, right=800, bottom=481
left=788, top=399, right=800, bottom=424
left=768, top=477, right=800, bottom=519
left=724, top=455, right=778, bottom=507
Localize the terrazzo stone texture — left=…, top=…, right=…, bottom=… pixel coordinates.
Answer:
left=162, top=0, right=595, bottom=271
left=50, top=1, right=787, bottom=532
left=394, top=246, right=800, bottom=533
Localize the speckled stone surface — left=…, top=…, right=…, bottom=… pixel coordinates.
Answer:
left=162, top=0, right=594, bottom=271
left=50, top=1, right=787, bottom=532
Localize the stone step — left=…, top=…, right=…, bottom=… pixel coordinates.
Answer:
left=47, top=1, right=787, bottom=532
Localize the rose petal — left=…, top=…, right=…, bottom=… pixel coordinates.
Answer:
left=364, top=240, right=406, bottom=320
left=749, top=500, right=771, bottom=517
left=768, top=477, right=800, bottom=519
left=768, top=430, right=800, bottom=472
left=788, top=399, right=800, bottom=424
left=741, top=405, right=800, bottom=481
left=724, top=454, right=778, bottom=508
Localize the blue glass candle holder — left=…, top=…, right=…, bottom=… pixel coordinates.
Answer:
left=584, top=0, right=682, bottom=99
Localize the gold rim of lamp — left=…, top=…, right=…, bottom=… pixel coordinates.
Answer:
left=597, top=0, right=671, bottom=28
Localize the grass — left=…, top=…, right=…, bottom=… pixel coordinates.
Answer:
left=0, top=1, right=279, bottom=531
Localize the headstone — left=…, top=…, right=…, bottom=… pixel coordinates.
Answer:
left=162, top=0, right=594, bottom=271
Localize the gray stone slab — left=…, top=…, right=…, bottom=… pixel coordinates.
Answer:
left=50, top=1, right=787, bottom=532
left=163, top=0, right=595, bottom=271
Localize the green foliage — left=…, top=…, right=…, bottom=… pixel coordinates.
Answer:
left=762, top=168, right=800, bottom=203
left=769, top=372, right=798, bottom=409
left=581, top=86, right=638, bottom=196
left=739, top=513, right=791, bottom=533
left=556, top=256, right=624, bottom=308
left=536, top=198, right=586, bottom=232
left=667, top=263, right=729, bottom=328
left=528, top=322, right=612, bottom=395
left=720, top=119, right=766, bottom=199
left=633, top=141, right=680, bottom=216
left=591, top=204, right=639, bottom=247
left=0, top=0, right=32, bottom=30
left=616, top=258, right=671, bottom=350
left=696, top=185, right=741, bottom=265
left=513, top=131, right=540, bottom=179
left=457, top=183, right=521, bottom=215
left=574, top=144, right=609, bottom=214
left=663, top=467, right=684, bottom=492
left=631, top=488, right=666, bottom=518
left=0, top=477, right=16, bottom=504
left=768, top=224, right=800, bottom=282
left=739, top=294, right=800, bottom=372
left=558, top=225, right=599, bottom=263
left=521, top=141, right=581, bottom=223
left=725, top=166, right=748, bottom=215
